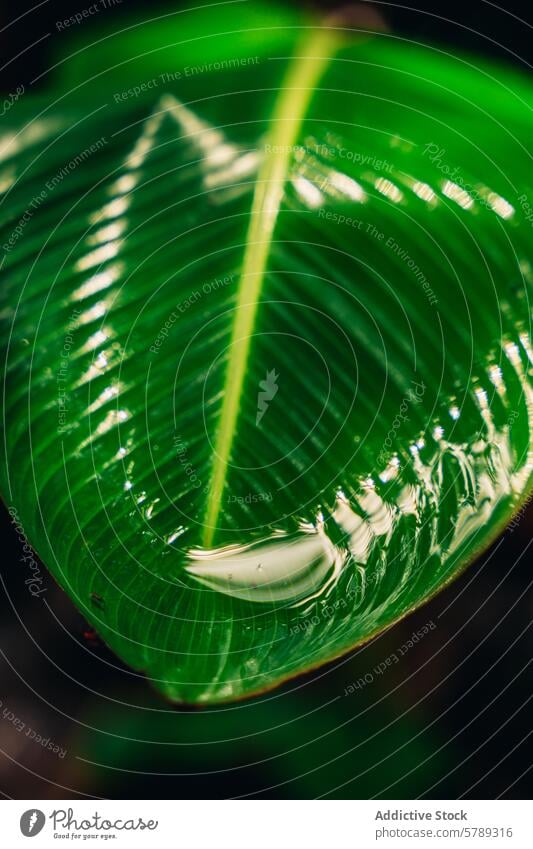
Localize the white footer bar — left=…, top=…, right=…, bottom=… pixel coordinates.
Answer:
left=2, top=799, right=530, bottom=848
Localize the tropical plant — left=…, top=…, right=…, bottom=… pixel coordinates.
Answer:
left=1, top=2, right=531, bottom=703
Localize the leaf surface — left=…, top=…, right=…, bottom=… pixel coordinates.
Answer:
left=1, top=5, right=532, bottom=702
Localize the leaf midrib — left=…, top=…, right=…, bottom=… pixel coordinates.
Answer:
left=203, top=25, right=342, bottom=546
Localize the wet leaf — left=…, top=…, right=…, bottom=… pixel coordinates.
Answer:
left=1, top=4, right=532, bottom=702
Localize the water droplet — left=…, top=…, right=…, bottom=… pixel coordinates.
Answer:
left=186, top=528, right=344, bottom=605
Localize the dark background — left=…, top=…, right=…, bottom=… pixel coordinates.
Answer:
left=0, top=0, right=531, bottom=799
left=1, top=0, right=531, bottom=91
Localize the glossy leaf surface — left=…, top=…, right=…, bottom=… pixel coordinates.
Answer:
left=1, top=4, right=532, bottom=702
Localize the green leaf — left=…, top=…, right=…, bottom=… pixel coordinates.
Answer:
left=1, top=5, right=532, bottom=703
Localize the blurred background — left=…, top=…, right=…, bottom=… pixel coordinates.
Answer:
left=0, top=0, right=531, bottom=799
